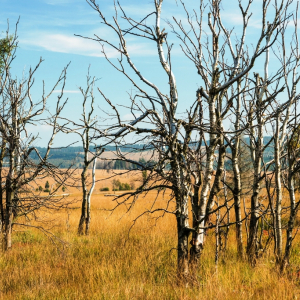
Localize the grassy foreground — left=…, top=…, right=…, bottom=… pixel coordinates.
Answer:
left=1, top=188, right=300, bottom=299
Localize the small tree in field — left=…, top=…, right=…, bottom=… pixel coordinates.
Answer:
left=60, top=73, right=104, bottom=236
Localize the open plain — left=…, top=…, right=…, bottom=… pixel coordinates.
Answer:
left=0, top=170, right=299, bottom=299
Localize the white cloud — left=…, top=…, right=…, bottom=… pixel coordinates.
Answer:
left=20, top=32, right=157, bottom=58
left=20, top=33, right=116, bottom=57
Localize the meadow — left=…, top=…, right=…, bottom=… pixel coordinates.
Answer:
left=1, top=170, right=300, bottom=299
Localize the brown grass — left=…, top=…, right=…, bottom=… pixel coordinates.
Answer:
left=1, top=170, right=300, bottom=299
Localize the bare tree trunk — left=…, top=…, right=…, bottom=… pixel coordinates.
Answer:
left=190, top=178, right=201, bottom=264
left=171, top=148, right=191, bottom=279
left=0, top=146, right=5, bottom=232
left=282, top=174, right=297, bottom=270
left=11, top=101, right=20, bottom=219
left=85, top=158, right=97, bottom=235
left=176, top=193, right=190, bottom=279
left=247, top=73, right=264, bottom=264
left=231, top=78, right=244, bottom=258
left=247, top=157, right=261, bottom=264
left=191, top=144, right=216, bottom=263
left=3, top=128, right=16, bottom=251
left=274, top=116, right=283, bottom=263
left=206, top=135, right=226, bottom=219
left=232, top=146, right=244, bottom=258
left=191, top=94, right=218, bottom=262
left=177, top=217, right=189, bottom=279
left=4, top=164, right=14, bottom=251
left=4, top=191, right=13, bottom=250
left=78, top=166, right=88, bottom=235
left=215, top=205, right=220, bottom=266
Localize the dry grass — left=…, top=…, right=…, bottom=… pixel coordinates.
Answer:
left=1, top=171, right=300, bottom=299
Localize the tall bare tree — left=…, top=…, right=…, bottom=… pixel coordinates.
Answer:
left=61, top=73, right=104, bottom=235
left=0, top=26, right=72, bottom=250
left=273, top=8, right=300, bottom=269
left=82, top=0, right=293, bottom=277
left=171, top=0, right=290, bottom=265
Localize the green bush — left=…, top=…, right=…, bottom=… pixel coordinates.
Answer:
left=45, top=181, right=50, bottom=189
left=100, top=187, right=109, bottom=191
left=112, top=179, right=131, bottom=191
left=119, top=183, right=131, bottom=191
left=44, top=189, right=50, bottom=193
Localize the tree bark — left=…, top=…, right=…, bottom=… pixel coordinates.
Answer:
left=282, top=154, right=297, bottom=270
left=85, top=158, right=97, bottom=235
left=176, top=213, right=189, bottom=279
left=274, top=116, right=283, bottom=263
left=246, top=159, right=261, bottom=264
left=247, top=73, right=264, bottom=264
left=4, top=174, right=13, bottom=250
left=0, top=146, right=5, bottom=232
left=231, top=78, right=244, bottom=258
left=78, top=166, right=88, bottom=235
left=190, top=179, right=201, bottom=264
left=232, top=145, right=244, bottom=258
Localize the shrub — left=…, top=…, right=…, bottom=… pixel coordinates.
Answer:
left=45, top=181, right=50, bottom=189
left=112, top=180, right=131, bottom=191
left=62, top=186, right=66, bottom=192
left=100, top=187, right=109, bottom=191
left=38, top=186, right=43, bottom=191
left=142, top=170, right=147, bottom=184
left=119, top=183, right=131, bottom=191
left=44, top=189, right=50, bottom=193
left=112, top=179, right=121, bottom=191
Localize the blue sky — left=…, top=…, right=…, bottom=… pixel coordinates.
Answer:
left=0, top=0, right=296, bottom=147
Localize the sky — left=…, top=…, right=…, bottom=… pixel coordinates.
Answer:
left=0, top=0, right=296, bottom=147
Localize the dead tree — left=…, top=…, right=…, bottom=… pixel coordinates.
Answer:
left=61, top=74, right=104, bottom=235
left=272, top=9, right=300, bottom=269
left=243, top=21, right=294, bottom=263
left=171, top=0, right=290, bottom=265
left=0, top=27, right=72, bottom=250
left=82, top=0, right=292, bottom=277
left=228, top=78, right=248, bottom=258
left=81, top=0, right=200, bottom=278
left=0, top=30, right=17, bottom=233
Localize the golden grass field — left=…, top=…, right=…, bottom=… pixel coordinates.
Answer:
left=1, top=170, right=300, bottom=299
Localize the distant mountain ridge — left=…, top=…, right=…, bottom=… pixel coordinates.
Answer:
left=27, top=136, right=274, bottom=169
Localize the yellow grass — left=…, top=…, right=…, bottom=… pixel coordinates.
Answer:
left=1, top=170, right=300, bottom=299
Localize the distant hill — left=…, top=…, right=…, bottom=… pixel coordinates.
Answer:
left=27, top=136, right=275, bottom=169
left=28, top=144, right=155, bottom=169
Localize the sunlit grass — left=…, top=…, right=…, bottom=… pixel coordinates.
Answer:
left=1, top=172, right=300, bottom=299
